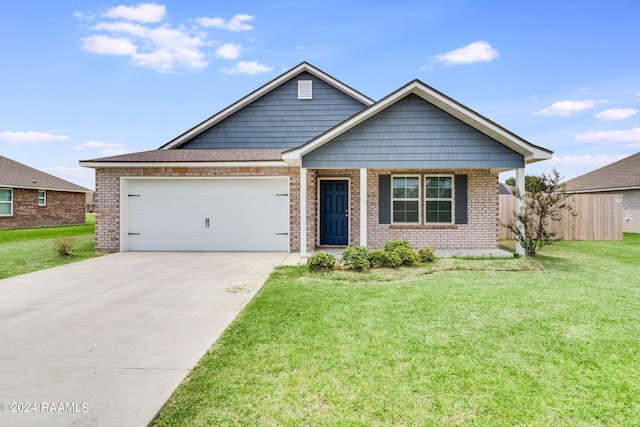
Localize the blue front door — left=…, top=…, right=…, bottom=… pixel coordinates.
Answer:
left=320, top=180, right=349, bottom=245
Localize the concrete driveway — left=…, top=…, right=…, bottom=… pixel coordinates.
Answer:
left=0, top=252, right=297, bottom=427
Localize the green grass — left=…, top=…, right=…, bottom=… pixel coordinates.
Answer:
left=0, top=214, right=96, bottom=279
left=155, top=234, right=640, bottom=426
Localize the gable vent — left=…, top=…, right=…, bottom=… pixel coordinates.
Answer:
left=298, top=80, right=312, bottom=99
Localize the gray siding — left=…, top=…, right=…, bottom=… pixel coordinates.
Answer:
left=302, top=94, right=524, bottom=169
left=179, top=72, right=368, bottom=149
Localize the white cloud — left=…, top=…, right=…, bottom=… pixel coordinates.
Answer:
left=75, top=140, right=125, bottom=150
left=103, top=3, right=166, bottom=23
left=595, top=108, right=640, bottom=121
left=78, top=6, right=261, bottom=72
left=535, top=100, right=607, bottom=116
left=222, top=61, right=273, bottom=75
left=433, top=41, right=499, bottom=66
left=0, top=131, right=70, bottom=145
left=215, top=43, right=242, bottom=59
left=575, top=87, right=591, bottom=92
left=73, top=11, right=96, bottom=21
left=82, top=35, right=137, bottom=55
left=196, top=14, right=254, bottom=31
left=82, top=20, right=207, bottom=71
left=575, top=127, right=640, bottom=144
left=93, top=21, right=149, bottom=37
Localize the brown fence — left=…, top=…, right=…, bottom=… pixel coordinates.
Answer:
left=499, top=193, right=623, bottom=240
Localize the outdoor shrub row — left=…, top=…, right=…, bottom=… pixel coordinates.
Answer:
left=307, top=240, right=435, bottom=272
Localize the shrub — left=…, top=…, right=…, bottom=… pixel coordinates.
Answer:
left=369, top=250, right=402, bottom=268
left=341, top=246, right=371, bottom=271
left=384, top=240, right=419, bottom=266
left=53, top=237, right=75, bottom=257
left=383, top=240, right=413, bottom=252
left=307, top=251, right=337, bottom=272
left=418, top=245, right=436, bottom=262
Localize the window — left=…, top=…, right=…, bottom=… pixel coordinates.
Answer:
left=425, top=176, right=453, bottom=224
left=0, top=189, right=12, bottom=216
left=38, top=191, right=46, bottom=206
left=392, top=176, right=420, bottom=223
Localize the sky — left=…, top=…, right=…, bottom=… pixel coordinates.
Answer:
left=1, top=0, right=639, bottom=191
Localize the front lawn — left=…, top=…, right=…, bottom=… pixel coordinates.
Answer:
left=0, top=214, right=97, bottom=279
left=155, top=234, right=640, bottom=426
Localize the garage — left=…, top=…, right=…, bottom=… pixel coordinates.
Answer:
left=122, top=178, right=290, bottom=251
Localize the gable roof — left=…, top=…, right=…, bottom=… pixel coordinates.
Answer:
left=283, top=80, right=552, bottom=165
left=0, top=156, right=90, bottom=193
left=564, top=152, right=640, bottom=193
left=160, top=62, right=374, bottom=150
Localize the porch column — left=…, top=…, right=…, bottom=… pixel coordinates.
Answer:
left=360, top=168, right=367, bottom=247
left=300, top=167, right=308, bottom=257
left=515, top=167, right=525, bottom=256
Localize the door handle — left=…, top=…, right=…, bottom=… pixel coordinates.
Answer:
left=344, top=209, right=349, bottom=217
left=205, top=218, right=210, bottom=228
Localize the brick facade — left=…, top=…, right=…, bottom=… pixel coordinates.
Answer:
left=0, top=188, right=86, bottom=230
left=96, top=166, right=500, bottom=252
left=364, top=169, right=499, bottom=249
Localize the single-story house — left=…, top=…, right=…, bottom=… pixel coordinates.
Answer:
left=1, top=155, right=90, bottom=229
left=564, top=152, right=640, bottom=233
left=80, top=62, right=552, bottom=255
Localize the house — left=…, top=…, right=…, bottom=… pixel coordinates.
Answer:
left=0, top=156, right=90, bottom=230
left=564, top=152, right=640, bottom=233
left=80, top=62, right=552, bottom=255
left=86, top=191, right=96, bottom=213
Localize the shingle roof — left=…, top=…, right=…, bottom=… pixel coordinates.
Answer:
left=0, top=156, right=90, bottom=193
left=81, top=148, right=287, bottom=163
left=564, top=152, right=640, bottom=192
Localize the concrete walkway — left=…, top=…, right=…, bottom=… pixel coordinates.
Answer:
left=0, top=252, right=292, bottom=427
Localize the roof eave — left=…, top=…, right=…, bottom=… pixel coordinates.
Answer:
left=79, top=160, right=289, bottom=168
left=0, top=184, right=89, bottom=193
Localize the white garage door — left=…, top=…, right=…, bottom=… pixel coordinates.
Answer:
left=124, top=178, right=290, bottom=251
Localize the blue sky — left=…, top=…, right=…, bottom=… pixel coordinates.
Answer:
left=1, top=0, right=639, bottom=190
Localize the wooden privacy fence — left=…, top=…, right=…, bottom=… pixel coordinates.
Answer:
left=499, top=193, right=623, bottom=240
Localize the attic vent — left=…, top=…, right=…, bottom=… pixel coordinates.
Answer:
left=298, top=80, right=312, bottom=100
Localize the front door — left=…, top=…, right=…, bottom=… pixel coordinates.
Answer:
left=319, top=180, right=349, bottom=245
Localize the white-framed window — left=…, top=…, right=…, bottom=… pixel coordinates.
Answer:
left=425, top=175, right=454, bottom=224
left=0, top=188, right=13, bottom=216
left=392, top=175, right=420, bottom=224
left=38, top=190, right=46, bottom=206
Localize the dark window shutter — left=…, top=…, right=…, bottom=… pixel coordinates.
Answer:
left=379, top=175, right=391, bottom=224
left=455, top=174, right=468, bottom=224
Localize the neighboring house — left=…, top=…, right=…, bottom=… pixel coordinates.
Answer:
left=564, top=152, right=640, bottom=233
left=0, top=156, right=90, bottom=230
left=86, top=191, right=96, bottom=213
left=80, top=62, right=552, bottom=254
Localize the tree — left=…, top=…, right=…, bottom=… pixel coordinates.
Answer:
left=502, top=169, right=574, bottom=256
left=504, top=175, right=548, bottom=193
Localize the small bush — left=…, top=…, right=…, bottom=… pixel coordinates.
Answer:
left=383, top=240, right=413, bottom=252
left=418, top=245, right=436, bottom=263
left=341, top=246, right=371, bottom=271
left=53, top=237, right=75, bottom=257
left=307, top=251, right=337, bottom=272
left=384, top=240, right=419, bottom=266
left=369, top=250, right=402, bottom=268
